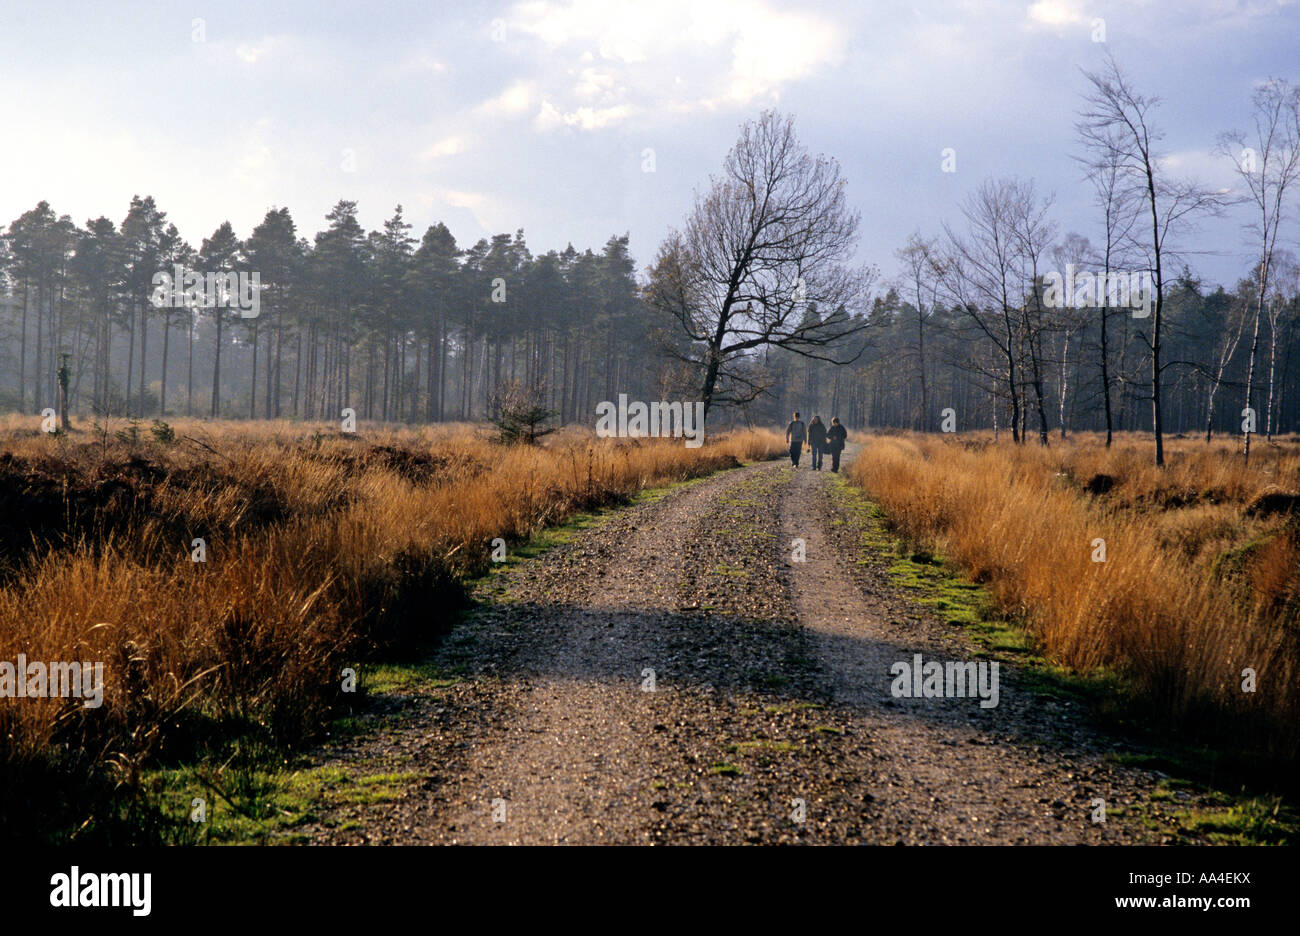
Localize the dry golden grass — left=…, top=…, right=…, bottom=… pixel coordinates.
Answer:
left=848, top=431, right=1300, bottom=762
left=0, top=416, right=783, bottom=834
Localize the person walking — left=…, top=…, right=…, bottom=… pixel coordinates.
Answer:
left=826, top=416, right=847, bottom=473
left=785, top=412, right=806, bottom=467
left=807, top=415, right=827, bottom=471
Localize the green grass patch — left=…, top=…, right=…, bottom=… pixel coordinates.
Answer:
left=1175, top=797, right=1294, bottom=845
left=357, top=660, right=463, bottom=694
left=140, top=763, right=420, bottom=844
left=1125, top=774, right=1297, bottom=845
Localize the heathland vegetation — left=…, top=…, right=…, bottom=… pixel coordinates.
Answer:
left=0, top=416, right=782, bottom=840
left=849, top=431, right=1300, bottom=772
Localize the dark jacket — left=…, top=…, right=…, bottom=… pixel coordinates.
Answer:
left=808, top=422, right=827, bottom=446
left=826, top=423, right=847, bottom=452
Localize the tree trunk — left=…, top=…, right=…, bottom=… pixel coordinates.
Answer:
left=124, top=301, right=135, bottom=414
left=187, top=309, right=194, bottom=417
left=1243, top=290, right=1263, bottom=462
left=249, top=318, right=259, bottom=420
left=139, top=303, right=148, bottom=416
left=211, top=312, right=223, bottom=418
left=160, top=312, right=170, bottom=417
left=1146, top=167, right=1166, bottom=467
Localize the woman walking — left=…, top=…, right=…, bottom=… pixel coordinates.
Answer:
left=826, top=417, right=847, bottom=472
left=807, top=416, right=827, bottom=471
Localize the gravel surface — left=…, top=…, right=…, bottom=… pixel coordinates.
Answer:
left=296, top=448, right=1212, bottom=845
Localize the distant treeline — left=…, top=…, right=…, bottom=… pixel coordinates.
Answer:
left=4, top=157, right=1300, bottom=441
left=787, top=269, right=1300, bottom=440
left=5, top=192, right=1296, bottom=440
left=0, top=198, right=674, bottom=428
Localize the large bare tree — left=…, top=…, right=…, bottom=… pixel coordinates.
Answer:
left=1079, top=53, right=1229, bottom=465
left=647, top=110, right=875, bottom=419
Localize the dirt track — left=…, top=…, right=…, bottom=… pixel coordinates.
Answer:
left=298, top=450, right=1206, bottom=844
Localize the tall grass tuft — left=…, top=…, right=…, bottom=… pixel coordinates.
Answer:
left=0, top=417, right=783, bottom=840
left=848, top=431, right=1300, bottom=769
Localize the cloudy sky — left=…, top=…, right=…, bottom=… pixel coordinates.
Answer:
left=2, top=0, right=1297, bottom=289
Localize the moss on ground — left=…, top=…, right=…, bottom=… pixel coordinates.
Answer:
left=139, top=763, right=420, bottom=844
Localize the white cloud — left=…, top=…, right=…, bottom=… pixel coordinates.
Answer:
left=533, top=101, right=631, bottom=131
left=477, top=80, right=536, bottom=116
left=723, top=8, right=842, bottom=104
left=512, top=0, right=654, bottom=61
left=574, top=67, right=615, bottom=98
left=1027, top=1, right=1088, bottom=28
left=505, top=0, right=845, bottom=122
left=423, top=135, right=471, bottom=159
left=1160, top=148, right=1239, bottom=187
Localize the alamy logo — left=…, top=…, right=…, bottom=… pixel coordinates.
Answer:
left=50, top=866, right=151, bottom=916
left=0, top=655, right=104, bottom=708
left=889, top=653, right=999, bottom=708
left=595, top=394, right=706, bottom=448
left=150, top=264, right=261, bottom=318
left=1042, top=264, right=1152, bottom=318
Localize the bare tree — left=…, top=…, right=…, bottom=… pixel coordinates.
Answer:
left=895, top=232, right=943, bottom=429
left=1010, top=181, right=1058, bottom=444
left=941, top=177, right=1050, bottom=444
left=647, top=110, right=875, bottom=420
left=1218, top=77, right=1300, bottom=461
left=1049, top=233, right=1097, bottom=440
left=1074, top=124, right=1143, bottom=447
left=1079, top=54, right=1230, bottom=465
left=1203, top=288, right=1249, bottom=443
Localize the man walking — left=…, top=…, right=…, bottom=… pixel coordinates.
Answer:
left=807, top=416, right=827, bottom=471
left=826, top=417, right=847, bottom=473
left=785, top=412, right=806, bottom=467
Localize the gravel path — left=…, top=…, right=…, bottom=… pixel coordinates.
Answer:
left=297, top=448, right=1209, bottom=844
